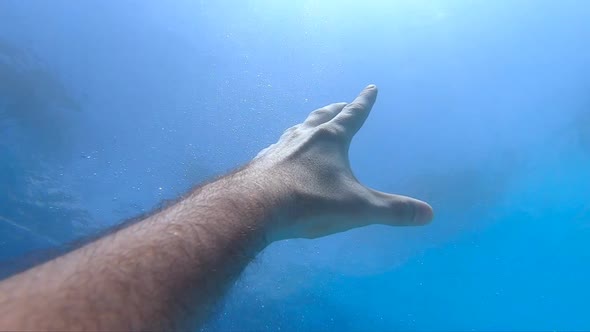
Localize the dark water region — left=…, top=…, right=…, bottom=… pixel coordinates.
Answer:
left=0, top=39, right=216, bottom=277
left=0, top=40, right=89, bottom=237
left=0, top=40, right=93, bottom=277
left=0, top=40, right=81, bottom=153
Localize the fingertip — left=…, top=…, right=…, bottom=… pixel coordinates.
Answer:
left=359, top=84, right=378, bottom=101
left=413, top=201, right=434, bottom=225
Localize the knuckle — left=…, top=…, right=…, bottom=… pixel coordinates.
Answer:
left=313, top=124, right=344, bottom=139
left=282, top=124, right=300, bottom=137
left=310, top=108, right=329, bottom=119
left=315, top=108, right=329, bottom=116
left=346, top=102, right=365, bottom=113
left=312, top=107, right=331, bottom=118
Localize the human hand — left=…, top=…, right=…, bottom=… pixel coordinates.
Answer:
left=251, top=85, right=434, bottom=242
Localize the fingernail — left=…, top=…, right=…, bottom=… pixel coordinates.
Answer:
left=367, top=84, right=376, bottom=89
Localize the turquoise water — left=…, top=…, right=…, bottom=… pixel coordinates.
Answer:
left=1, top=0, right=589, bottom=330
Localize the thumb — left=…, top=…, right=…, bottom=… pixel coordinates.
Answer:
left=367, top=189, right=434, bottom=226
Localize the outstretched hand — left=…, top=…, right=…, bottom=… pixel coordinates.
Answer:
left=251, top=85, right=434, bottom=242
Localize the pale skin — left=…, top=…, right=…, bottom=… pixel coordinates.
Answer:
left=0, top=85, right=433, bottom=330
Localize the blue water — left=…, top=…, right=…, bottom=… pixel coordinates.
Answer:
left=1, top=0, right=589, bottom=330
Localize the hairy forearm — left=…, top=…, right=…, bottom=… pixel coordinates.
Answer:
left=0, top=166, right=285, bottom=330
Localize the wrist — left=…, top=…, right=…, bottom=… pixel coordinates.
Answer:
left=186, top=164, right=294, bottom=247
left=235, top=164, right=300, bottom=243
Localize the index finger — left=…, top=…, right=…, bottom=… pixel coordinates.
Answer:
left=330, top=84, right=378, bottom=137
